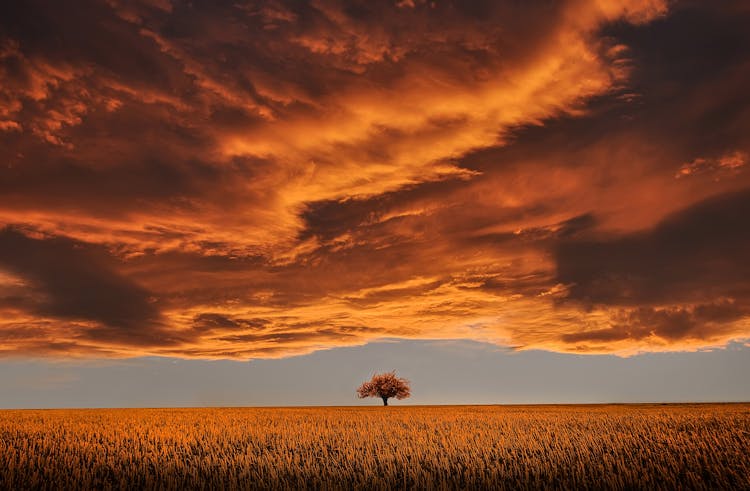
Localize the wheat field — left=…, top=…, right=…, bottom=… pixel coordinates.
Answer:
left=0, top=404, right=748, bottom=489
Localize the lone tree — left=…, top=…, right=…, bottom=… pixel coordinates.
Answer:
left=357, top=371, right=411, bottom=406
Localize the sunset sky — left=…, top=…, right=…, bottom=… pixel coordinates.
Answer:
left=1, top=0, right=749, bottom=406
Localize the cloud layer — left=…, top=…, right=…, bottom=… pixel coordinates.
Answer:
left=1, top=0, right=749, bottom=358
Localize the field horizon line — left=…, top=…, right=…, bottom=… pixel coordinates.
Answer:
left=2, top=401, right=748, bottom=411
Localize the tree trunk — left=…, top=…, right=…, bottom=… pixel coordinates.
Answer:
left=382, top=397, right=388, bottom=406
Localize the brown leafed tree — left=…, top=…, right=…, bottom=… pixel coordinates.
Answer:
left=356, top=371, right=411, bottom=406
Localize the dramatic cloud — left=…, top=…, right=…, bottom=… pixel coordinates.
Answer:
left=557, top=190, right=750, bottom=306
left=0, top=0, right=748, bottom=358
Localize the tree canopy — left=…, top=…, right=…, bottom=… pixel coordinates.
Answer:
left=357, top=371, right=411, bottom=406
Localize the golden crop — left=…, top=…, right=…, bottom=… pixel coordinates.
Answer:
left=1, top=404, right=748, bottom=489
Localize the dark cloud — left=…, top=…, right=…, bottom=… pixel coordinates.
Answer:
left=561, top=301, right=749, bottom=345
left=557, top=189, right=750, bottom=306
left=601, top=0, right=750, bottom=159
left=0, top=227, right=163, bottom=341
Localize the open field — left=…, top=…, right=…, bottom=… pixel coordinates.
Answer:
left=1, top=404, right=748, bottom=489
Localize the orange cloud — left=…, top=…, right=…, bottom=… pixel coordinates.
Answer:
left=0, top=0, right=749, bottom=359
left=676, top=151, right=747, bottom=180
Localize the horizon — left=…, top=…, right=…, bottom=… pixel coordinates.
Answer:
left=5, top=403, right=750, bottom=411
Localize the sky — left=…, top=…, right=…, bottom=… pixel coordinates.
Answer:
left=2, top=340, right=749, bottom=408
left=0, top=0, right=749, bottom=406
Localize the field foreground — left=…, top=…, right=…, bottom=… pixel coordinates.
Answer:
left=1, top=404, right=748, bottom=489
